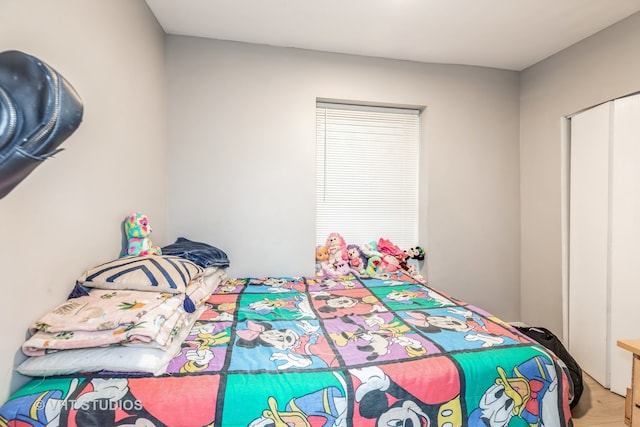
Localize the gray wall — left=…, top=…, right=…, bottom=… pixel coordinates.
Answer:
left=519, top=11, right=640, bottom=336
left=166, top=36, right=522, bottom=322
left=0, top=0, right=166, bottom=401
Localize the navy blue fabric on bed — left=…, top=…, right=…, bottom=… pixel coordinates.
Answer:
left=161, top=237, right=230, bottom=268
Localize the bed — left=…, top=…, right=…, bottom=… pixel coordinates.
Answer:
left=0, top=265, right=573, bottom=426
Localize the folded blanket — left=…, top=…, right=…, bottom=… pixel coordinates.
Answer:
left=22, top=269, right=226, bottom=356
left=18, top=305, right=206, bottom=376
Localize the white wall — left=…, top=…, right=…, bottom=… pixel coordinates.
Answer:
left=166, top=36, right=522, bottom=321
left=519, top=12, right=640, bottom=337
left=0, top=0, right=166, bottom=402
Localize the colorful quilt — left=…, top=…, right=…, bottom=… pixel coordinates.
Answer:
left=0, top=273, right=573, bottom=427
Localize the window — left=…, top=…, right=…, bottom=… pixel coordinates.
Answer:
left=315, top=102, right=420, bottom=248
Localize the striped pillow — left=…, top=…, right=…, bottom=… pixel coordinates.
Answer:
left=77, top=255, right=203, bottom=294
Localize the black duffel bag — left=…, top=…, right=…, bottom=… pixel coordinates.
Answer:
left=515, top=325, right=584, bottom=409
left=0, top=50, right=83, bottom=199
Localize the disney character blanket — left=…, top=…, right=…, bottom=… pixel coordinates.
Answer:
left=0, top=273, right=573, bottom=427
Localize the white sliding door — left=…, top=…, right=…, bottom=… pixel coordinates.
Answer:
left=609, top=94, right=640, bottom=395
left=568, top=92, right=640, bottom=396
left=568, top=101, right=611, bottom=388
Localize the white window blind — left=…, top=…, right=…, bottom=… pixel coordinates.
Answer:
left=316, top=102, right=420, bottom=248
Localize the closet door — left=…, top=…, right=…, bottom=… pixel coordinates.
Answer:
left=568, top=101, right=611, bottom=388
left=609, top=94, right=640, bottom=395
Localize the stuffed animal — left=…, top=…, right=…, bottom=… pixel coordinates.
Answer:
left=346, top=244, right=367, bottom=275
left=372, top=238, right=408, bottom=273
left=405, top=246, right=425, bottom=261
left=326, top=232, right=349, bottom=265
left=403, top=246, right=425, bottom=277
left=365, top=255, right=383, bottom=276
left=360, top=241, right=382, bottom=258
left=124, top=212, right=162, bottom=256
left=377, top=238, right=404, bottom=258
left=321, top=259, right=353, bottom=278
left=315, top=245, right=329, bottom=262
left=406, top=264, right=419, bottom=276
left=380, top=254, right=401, bottom=272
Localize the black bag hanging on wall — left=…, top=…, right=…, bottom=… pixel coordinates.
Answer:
left=0, top=50, right=83, bottom=199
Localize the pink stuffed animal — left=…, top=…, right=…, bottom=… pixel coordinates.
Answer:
left=377, top=238, right=405, bottom=258
left=326, top=232, right=348, bottom=265
left=377, top=237, right=408, bottom=272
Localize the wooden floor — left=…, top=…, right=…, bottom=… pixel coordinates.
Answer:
left=572, top=373, right=627, bottom=427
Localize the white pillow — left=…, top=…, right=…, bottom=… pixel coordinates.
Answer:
left=77, top=255, right=203, bottom=294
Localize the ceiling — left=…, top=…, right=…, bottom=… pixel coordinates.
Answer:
left=145, top=0, right=640, bottom=71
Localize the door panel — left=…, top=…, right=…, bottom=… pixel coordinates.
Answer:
left=568, top=101, right=611, bottom=388
left=609, top=94, right=640, bottom=395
